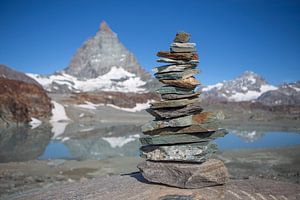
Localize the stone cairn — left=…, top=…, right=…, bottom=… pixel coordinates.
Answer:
left=137, top=32, right=229, bottom=188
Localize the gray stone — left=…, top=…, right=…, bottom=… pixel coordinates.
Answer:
left=159, top=195, right=194, bottom=200
left=137, top=159, right=229, bottom=188
left=173, top=32, right=191, bottom=43
left=161, top=92, right=200, bottom=100
left=140, top=141, right=217, bottom=162
left=140, top=130, right=227, bottom=145
left=143, top=125, right=223, bottom=136
left=157, top=58, right=198, bottom=65
left=157, top=86, right=195, bottom=95
left=155, top=69, right=199, bottom=80
left=141, top=112, right=223, bottom=133
left=147, top=101, right=203, bottom=119
left=170, top=43, right=196, bottom=53
left=150, top=98, right=199, bottom=109
left=153, top=64, right=196, bottom=73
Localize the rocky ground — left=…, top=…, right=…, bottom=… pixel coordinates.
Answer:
left=1, top=145, right=300, bottom=199
left=5, top=173, right=300, bottom=200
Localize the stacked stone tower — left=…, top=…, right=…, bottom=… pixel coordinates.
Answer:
left=137, top=32, right=229, bottom=188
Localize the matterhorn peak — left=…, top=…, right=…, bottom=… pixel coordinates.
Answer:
left=99, top=20, right=113, bottom=33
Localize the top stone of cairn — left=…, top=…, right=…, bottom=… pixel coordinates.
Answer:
left=173, top=32, right=191, bottom=43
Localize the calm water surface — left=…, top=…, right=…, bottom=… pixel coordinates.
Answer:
left=0, top=125, right=300, bottom=162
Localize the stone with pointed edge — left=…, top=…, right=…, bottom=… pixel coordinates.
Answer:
left=155, top=69, right=199, bottom=80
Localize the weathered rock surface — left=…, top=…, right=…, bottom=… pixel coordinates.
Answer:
left=153, top=64, right=196, bottom=73
left=157, top=86, right=195, bottom=95
left=147, top=101, right=203, bottom=119
left=137, top=159, right=229, bottom=188
left=157, top=58, right=198, bottom=65
left=0, top=78, right=52, bottom=126
left=140, top=130, right=227, bottom=145
left=170, top=43, right=196, bottom=53
left=157, top=51, right=198, bottom=61
left=140, top=142, right=217, bottom=162
left=141, top=112, right=222, bottom=133
left=160, top=77, right=200, bottom=88
left=143, top=125, right=222, bottom=136
left=155, top=69, right=199, bottom=80
left=65, top=21, right=151, bottom=81
left=161, top=92, right=200, bottom=100
left=150, top=98, right=199, bottom=109
left=173, top=32, right=191, bottom=43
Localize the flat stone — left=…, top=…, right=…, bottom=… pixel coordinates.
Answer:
left=159, top=195, right=194, bottom=200
left=170, top=43, right=196, bottom=53
left=173, top=32, right=190, bottom=43
left=157, top=51, right=198, bottom=61
left=137, top=159, right=229, bottom=188
left=140, top=141, right=217, bottom=162
left=153, top=64, right=196, bottom=73
left=150, top=98, right=199, bottom=109
left=155, top=69, right=199, bottom=80
left=141, top=112, right=222, bottom=133
left=160, top=77, right=200, bottom=88
left=140, top=130, right=227, bottom=145
left=147, top=101, right=203, bottom=119
left=157, top=86, right=195, bottom=95
left=157, top=58, right=198, bottom=65
left=161, top=92, right=201, bottom=100
left=143, top=125, right=222, bottom=136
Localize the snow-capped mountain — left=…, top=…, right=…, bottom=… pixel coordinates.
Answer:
left=257, top=81, right=300, bottom=106
left=27, top=21, right=157, bottom=93
left=201, top=71, right=278, bottom=102
left=27, top=66, right=147, bottom=93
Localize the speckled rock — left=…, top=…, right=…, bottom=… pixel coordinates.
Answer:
left=137, top=159, right=229, bottom=188
left=157, top=51, right=198, bottom=61
left=157, top=86, right=195, bottom=95
left=161, top=92, right=201, bottom=100
left=170, top=43, right=196, bottom=53
left=173, top=32, right=191, bottom=43
left=140, top=141, right=217, bottom=162
left=153, top=64, right=196, bottom=73
left=150, top=98, right=199, bottom=109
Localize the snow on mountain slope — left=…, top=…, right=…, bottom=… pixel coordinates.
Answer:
left=27, top=66, right=147, bottom=93
left=201, top=71, right=278, bottom=102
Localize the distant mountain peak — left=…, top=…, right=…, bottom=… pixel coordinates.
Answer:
left=99, top=20, right=113, bottom=33
left=201, top=70, right=277, bottom=102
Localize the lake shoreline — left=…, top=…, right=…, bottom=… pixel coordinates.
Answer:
left=1, top=144, right=300, bottom=199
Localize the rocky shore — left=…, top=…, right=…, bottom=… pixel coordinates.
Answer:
left=1, top=145, right=300, bottom=199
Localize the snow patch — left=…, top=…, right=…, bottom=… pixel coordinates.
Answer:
left=29, top=118, right=42, bottom=129
left=102, top=134, right=140, bottom=148
left=27, top=67, right=146, bottom=93
left=105, top=100, right=152, bottom=112
left=50, top=101, right=70, bottom=138
left=202, top=83, right=224, bottom=91
left=75, top=101, right=98, bottom=110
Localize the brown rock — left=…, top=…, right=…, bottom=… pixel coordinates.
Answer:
left=161, top=92, right=201, bottom=100
left=0, top=78, right=52, bottom=125
left=173, top=32, right=191, bottom=43
left=137, top=159, right=229, bottom=188
left=160, top=77, right=200, bottom=88
left=68, top=91, right=160, bottom=109
left=157, top=51, right=198, bottom=61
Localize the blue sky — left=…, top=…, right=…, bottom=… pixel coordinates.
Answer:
left=0, top=0, right=299, bottom=85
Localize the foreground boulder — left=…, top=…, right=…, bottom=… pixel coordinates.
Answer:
left=137, top=159, right=229, bottom=188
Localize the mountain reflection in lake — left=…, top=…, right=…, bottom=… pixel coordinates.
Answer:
left=0, top=125, right=52, bottom=163
left=1, top=124, right=300, bottom=162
